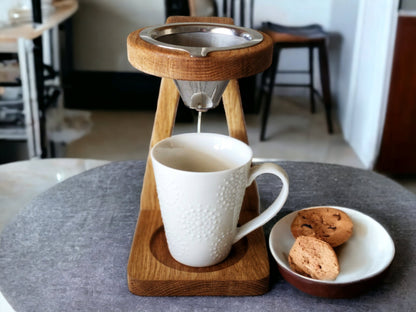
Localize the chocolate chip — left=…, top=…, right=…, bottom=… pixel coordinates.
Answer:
left=333, top=213, right=341, bottom=220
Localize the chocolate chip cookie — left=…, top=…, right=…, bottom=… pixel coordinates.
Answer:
left=290, top=207, right=353, bottom=247
left=288, top=236, right=340, bottom=280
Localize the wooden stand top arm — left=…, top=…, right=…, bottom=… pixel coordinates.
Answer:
left=127, top=16, right=273, bottom=81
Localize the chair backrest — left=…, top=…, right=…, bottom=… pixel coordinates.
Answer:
left=187, top=0, right=253, bottom=27
left=220, top=0, right=254, bottom=27
left=165, top=0, right=190, bottom=18
left=32, top=0, right=42, bottom=24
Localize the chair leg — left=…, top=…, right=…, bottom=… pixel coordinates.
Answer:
left=260, top=46, right=280, bottom=141
left=318, top=42, right=334, bottom=134
left=308, top=46, right=316, bottom=114
left=257, top=66, right=269, bottom=112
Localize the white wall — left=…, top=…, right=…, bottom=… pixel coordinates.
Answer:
left=338, top=0, right=398, bottom=168
left=0, top=0, right=13, bottom=25
left=253, top=0, right=332, bottom=27
left=328, top=0, right=359, bottom=126
left=72, top=0, right=333, bottom=73
left=72, top=0, right=165, bottom=72
left=401, top=0, right=416, bottom=10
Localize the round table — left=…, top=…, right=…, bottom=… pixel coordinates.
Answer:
left=0, top=160, right=415, bottom=311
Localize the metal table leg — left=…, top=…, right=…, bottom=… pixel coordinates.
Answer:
left=17, top=38, right=39, bottom=158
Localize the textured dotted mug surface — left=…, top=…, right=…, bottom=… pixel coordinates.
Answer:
left=151, top=133, right=289, bottom=267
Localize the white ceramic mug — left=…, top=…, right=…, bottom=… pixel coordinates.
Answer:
left=151, top=133, right=289, bottom=267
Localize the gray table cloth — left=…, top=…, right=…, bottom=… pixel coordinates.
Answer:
left=0, top=160, right=415, bottom=311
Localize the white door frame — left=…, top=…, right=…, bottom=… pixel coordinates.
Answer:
left=344, top=0, right=398, bottom=169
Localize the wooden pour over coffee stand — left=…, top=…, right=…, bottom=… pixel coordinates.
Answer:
left=126, top=16, right=273, bottom=296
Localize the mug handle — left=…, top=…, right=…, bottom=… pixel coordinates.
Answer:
left=233, top=163, right=289, bottom=244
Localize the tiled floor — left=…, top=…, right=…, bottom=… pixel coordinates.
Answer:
left=64, top=95, right=416, bottom=194
left=65, top=96, right=362, bottom=165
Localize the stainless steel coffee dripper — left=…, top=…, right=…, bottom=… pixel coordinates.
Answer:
left=138, top=22, right=263, bottom=112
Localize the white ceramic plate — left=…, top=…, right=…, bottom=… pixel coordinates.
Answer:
left=269, top=206, right=395, bottom=297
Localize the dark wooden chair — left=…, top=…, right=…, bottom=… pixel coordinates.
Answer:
left=258, top=21, right=334, bottom=141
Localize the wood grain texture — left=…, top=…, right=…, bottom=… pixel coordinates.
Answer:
left=127, top=17, right=273, bottom=81
left=375, top=16, right=416, bottom=174
left=128, top=209, right=269, bottom=296
left=127, top=16, right=271, bottom=296
left=263, top=29, right=325, bottom=43
left=223, top=79, right=249, bottom=143
left=140, top=78, right=179, bottom=212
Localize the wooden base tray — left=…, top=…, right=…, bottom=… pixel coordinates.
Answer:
left=127, top=201, right=270, bottom=296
